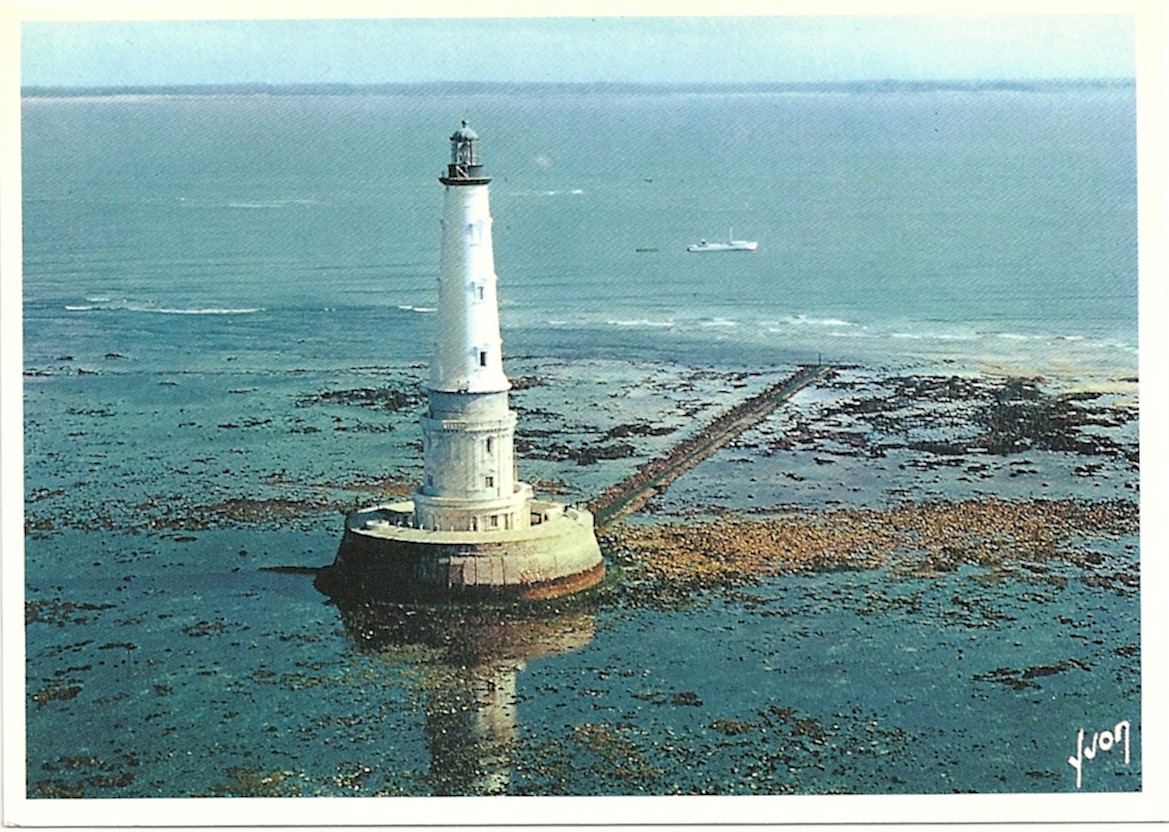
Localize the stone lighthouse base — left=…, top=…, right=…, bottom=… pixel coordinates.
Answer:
left=317, top=499, right=605, bottom=602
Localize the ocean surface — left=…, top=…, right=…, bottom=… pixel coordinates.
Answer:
left=23, top=83, right=1137, bottom=377
left=20, top=83, right=1140, bottom=803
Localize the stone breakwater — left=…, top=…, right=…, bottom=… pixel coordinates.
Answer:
left=602, top=497, right=1138, bottom=601
left=588, top=364, right=834, bottom=528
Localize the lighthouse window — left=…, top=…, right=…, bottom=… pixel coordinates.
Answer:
left=478, top=350, right=488, bottom=367
left=490, top=514, right=499, bottom=528
left=477, top=285, right=485, bottom=301
left=486, top=437, right=494, bottom=454
left=485, top=475, right=495, bottom=488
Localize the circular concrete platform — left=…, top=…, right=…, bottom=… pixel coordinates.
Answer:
left=319, top=500, right=605, bottom=602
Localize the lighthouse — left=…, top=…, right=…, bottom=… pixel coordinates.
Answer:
left=321, top=122, right=605, bottom=602
left=413, top=122, right=531, bottom=534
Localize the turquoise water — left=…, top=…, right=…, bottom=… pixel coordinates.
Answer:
left=21, top=83, right=1139, bottom=798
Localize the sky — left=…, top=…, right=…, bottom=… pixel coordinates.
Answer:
left=19, top=14, right=1135, bottom=87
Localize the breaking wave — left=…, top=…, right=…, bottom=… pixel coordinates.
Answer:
left=605, top=318, right=676, bottom=328
left=65, top=300, right=262, bottom=315
left=778, top=315, right=856, bottom=327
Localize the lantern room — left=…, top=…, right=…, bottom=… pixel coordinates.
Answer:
left=441, top=120, right=491, bottom=185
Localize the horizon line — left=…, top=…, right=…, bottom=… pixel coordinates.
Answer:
left=20, top=77, right=1136, bottom=97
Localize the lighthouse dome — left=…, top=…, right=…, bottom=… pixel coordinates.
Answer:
left=451, top=121, right=479, bottom=142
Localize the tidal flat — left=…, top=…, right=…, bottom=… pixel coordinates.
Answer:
left=24, top=359, right=1140, bottom=796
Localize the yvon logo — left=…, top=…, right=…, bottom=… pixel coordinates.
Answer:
left=1068, top=720, right=1131, bottom=789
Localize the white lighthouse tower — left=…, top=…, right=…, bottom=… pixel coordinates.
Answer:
left=413, top=122, right=532, bottom=534
left=324, top=122, right=605, bottom=602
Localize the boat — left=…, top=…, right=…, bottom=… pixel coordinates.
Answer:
left=687, top=228, right=758, bottom=252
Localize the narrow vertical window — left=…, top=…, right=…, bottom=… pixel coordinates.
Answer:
left=477, top=285, right=485, bottom=300
left=485, top=475, right=495, bottom=488
left=479, top=350, right=488, bottom=367
left=486, top=437, right=494, bottom=454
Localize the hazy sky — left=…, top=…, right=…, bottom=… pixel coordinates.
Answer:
left=21, top=15, right=1134, bottom=87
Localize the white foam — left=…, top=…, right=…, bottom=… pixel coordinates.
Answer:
left=781, top=314, right=855, bottom=327
left=145, top=307, right=262, bottom=315
left=891, top=331, right=976, bottom=341
left=227, top=199, right=317, bottom=209
left=67, top=298, right=262, bottom=315
left=606, top=318, right=676, bottom=328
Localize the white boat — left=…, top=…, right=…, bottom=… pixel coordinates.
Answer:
left=687, top=228, right=758, bottom=252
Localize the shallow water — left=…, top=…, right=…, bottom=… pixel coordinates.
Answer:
left=26, top=528, right=1140, bottom=796
left=24, top=361, right=1141, bottom=797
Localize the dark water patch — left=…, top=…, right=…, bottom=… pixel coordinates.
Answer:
left=318, top=474, right=415, bottom=498
left=140, top=496, right=337, bottom=530
left=975, top=381, right=1135, bottom=460
left=513, top=698, right=912, bottom=795
left=208, top=766, right=304, bottom=797
left=217, top=417, right=272, bottom=429
left=29, top=683, right=84, bottom=707
left=1079, top=567, right=1140, bottom=596
left=602, top=422, right=675, bottom=440
left=181, top=619, right=244, bottom=638
left=820, top=374, right=1138, bottom=469
left=508, top=375, right=546, bottom=390
left=260, top=565, right=322, bottom=576
left=25, top=598, right=116, bottom=626
left=531, top=440, right=637, bottom=466
left=295, top=385, right=423, bottom=412
left=974, top=658, right=1091, bottom=691
left=30, top=762, right=137, bottom=798
left=332, top=421, right=396, bottom=433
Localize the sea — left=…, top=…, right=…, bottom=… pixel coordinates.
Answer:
left=19, top=82, right=1140, bottom=806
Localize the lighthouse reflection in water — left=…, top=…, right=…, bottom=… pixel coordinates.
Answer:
left=333, top=600, right=595, bottom=795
